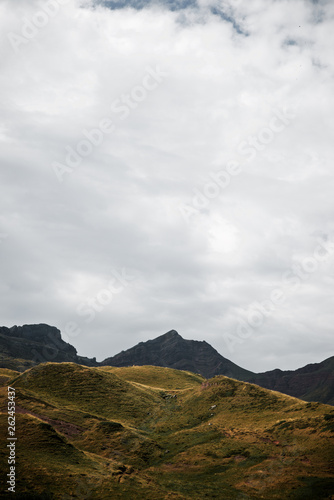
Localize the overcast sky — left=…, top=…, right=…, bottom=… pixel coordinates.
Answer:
left=1, top=0, right=333, bottom=373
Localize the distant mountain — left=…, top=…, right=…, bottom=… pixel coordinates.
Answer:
left=250, top=356, right=334, bottom=406
left=1, top=324, right=333, bottom=405
left=101, top=329, right=254, bottom=381
left=0, top=324, right=97, bottom=370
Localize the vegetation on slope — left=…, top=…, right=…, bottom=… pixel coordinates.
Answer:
left=98, top=365, right=205, bottom=389
left=0, top=363, right=333, bottom=499
left=0, top=368, right=20, bottom=388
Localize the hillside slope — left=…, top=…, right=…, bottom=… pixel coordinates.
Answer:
left=0, top=363, right=333, bottom=499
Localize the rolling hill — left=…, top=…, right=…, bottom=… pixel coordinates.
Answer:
left=0, top=362, right=333, bottom=499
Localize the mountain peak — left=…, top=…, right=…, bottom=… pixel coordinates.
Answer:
left=157, top=330, right=182, bottom=340
left=102, top=330, right=252, bottom=380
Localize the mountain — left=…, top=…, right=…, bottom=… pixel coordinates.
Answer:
left=0, top=324, right=97, bottom=371
left=101, top=329, right=254, bottom=380
left=1, top=324, right=333, bottom=406
left=250, top=356, right=334, bottom=406
left=0, top=362, right=333, bottom=499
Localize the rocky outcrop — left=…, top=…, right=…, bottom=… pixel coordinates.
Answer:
left=101, top=330, right=254, bottom=380
left=0, top=324, right=97, bottom=370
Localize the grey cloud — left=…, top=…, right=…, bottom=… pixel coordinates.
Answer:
left=1, top=0, right=333, bottom=372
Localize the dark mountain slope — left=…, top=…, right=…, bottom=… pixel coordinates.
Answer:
left=101, top=329, right=254, bottom=380
left=250, top=356, right=334, bottom=406
left=0, top=324, right=97, bottom=370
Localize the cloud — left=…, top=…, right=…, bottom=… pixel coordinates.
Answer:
left=0, top=0, right=333, bottom=372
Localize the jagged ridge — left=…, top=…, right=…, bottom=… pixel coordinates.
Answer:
left=101, top=329, right=254, bottom=380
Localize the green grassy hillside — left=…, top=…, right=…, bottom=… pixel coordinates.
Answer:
left=0, top=367, right=20, bottom=387
left=98, top=365, right=205, bottom=389
left=0, top=353, right=37, bottom=372
left=0, top=363, right=333, bottom=499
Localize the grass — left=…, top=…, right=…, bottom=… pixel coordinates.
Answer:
left=0, top=363, right=333, bottom=499
left=0, top=354, right=35, bottom=372
left=98, top=365, right=205, bottom=390
left=0, top=367, right=20, bottom=388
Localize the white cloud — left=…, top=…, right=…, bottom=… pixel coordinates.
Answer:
left=0, top=0, right=333, bottom=372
